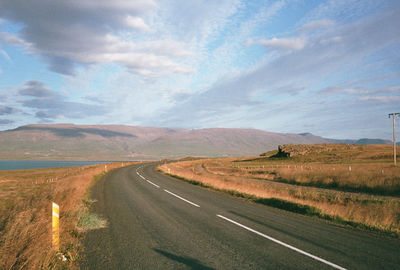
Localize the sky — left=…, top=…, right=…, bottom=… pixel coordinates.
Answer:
left=0, top=0, right=399, bottom=140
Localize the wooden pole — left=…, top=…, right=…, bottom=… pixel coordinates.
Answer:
left=389, top=113, right=399, bottom=166
left=394, top=115, right=397, bottom=166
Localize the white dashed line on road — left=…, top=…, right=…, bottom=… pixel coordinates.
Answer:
left=216, top=215, right=347, bottom=270
left=164, top=189, right=200, bottom=208
left=146, top=179, right=160, bottom=188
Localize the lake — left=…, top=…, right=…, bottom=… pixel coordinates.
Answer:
left=0, top=160, right=108, bottom=171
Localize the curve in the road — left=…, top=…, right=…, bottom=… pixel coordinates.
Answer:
left=81, top=163, right=400, bottom=269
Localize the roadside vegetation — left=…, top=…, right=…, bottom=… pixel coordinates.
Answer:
left=0, top=162, right=135, bottom=269
left=159, top=144, right=400, bottom=237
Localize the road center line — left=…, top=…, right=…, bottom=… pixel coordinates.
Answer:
left=216, top=215, right=347, bottom=270
left=164, top=189, right=200, bottom=208
left=146, top=179, right=160, bottom=188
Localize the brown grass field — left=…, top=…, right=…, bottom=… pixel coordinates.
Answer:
left=159, top=144, right=400, bottom=236
left=0, top=162, right=137, bottom=270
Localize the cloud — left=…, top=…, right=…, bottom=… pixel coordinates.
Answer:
left=318, top=85, right=371, bottom=96
left=154, top=5, right=400, bottom=128
left=134, top=40, right=193, bottom=57
left=0, top=48, right=11, bottom=62
left=0, top=119, right=13, bottom=125
left=18, top=80, right=58, bottom=98
left=84, top=96, right=104, bottom=104
left=319, top=84, right=400, bottom=96
left=0, top=0, right=192, bottom=77
left=160, top=0, right=241, bottom=43
left=259, top=37, right=306, bottom=51
left=22, top=98, right=107, bottom=120
left=359, top=96, right=400, bottom=103
left=125, top=16, right=151, bottom=32
left=17, top=80, right=108, bottom=120
left=0, top=104, right=17, bottom=115
left=298, top=19, right=335, bottom=32
left=35, top=111, right=54, bottom=119
left=0, top=31, right=30, bottom=47
left=0, top=93, right=7, bottom=101
left=385, top=86, right=400, bottom=92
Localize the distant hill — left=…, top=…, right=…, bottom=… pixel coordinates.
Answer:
left=354, top=138, right=392, bottom=145
left=0, top=124, right=394, bottom=160
left=326, top=137, right=392, bottom=145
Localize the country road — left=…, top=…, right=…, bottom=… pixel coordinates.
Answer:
left=82, top=163, right=400, bottom=269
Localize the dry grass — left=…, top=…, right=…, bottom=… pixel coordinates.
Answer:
left=273, top=144, right=399, bottom=162
left=206, top=162, right=400, bottom=196
left=0, top=162, right=136, bottom=269
left=159, top=145, right=400, bottom=236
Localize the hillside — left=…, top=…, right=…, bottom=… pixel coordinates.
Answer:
left=272, top=143, right=397, bottom=162
left=327, top=138, right=392, bottom=145
left=0, top=124, right=393, bottom=160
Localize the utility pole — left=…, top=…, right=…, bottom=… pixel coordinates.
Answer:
left=389, top=113, right=400, bottom=166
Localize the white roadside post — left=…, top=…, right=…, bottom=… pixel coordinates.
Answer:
left=52, top=202, right=60, bottom=251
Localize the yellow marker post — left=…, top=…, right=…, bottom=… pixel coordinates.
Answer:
left=168, top=168, right=171, bottom=174
left=105, top=164, right=108, bottom=172
left=52, top=202, right=60, bottom=250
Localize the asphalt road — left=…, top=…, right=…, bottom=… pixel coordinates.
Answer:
left=82, top=163, right=400, bottom=269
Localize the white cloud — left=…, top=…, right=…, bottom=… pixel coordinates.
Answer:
left=134, top=40, right=193, bottom=57
left=125, top=16, right=151, bottom=32
left=259, top=37, right=306, bottom=51
left=0, top=0, right=191, bottom=77
left=298, top=19, right=335, bottom=31
left=159, top=0, right=241, bottom=43
left=154, top=4, right=400, bottom=129
left=385, top=86, right=400, bottom=92
left=244, top=38, right=254, bottom=47
left=0, top=49, right=11, bottom=62
left=359, top=96, right=400, bottom=103
left=0, top=31, right=31, bottom=47
left=77, top=0, right=158, bottom=11
left=298, top=0, right=384, bottom=26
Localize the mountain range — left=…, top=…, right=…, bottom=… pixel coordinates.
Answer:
left=0, top=124, right=394, bottom=160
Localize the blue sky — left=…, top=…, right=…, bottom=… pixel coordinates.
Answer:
left=0, top=0, right=399, bottom=139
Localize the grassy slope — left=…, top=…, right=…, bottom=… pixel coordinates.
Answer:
left=0, top=162, right=135, bottom=269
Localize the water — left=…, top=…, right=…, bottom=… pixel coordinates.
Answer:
left=0, top=160, right=108, bottom=171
